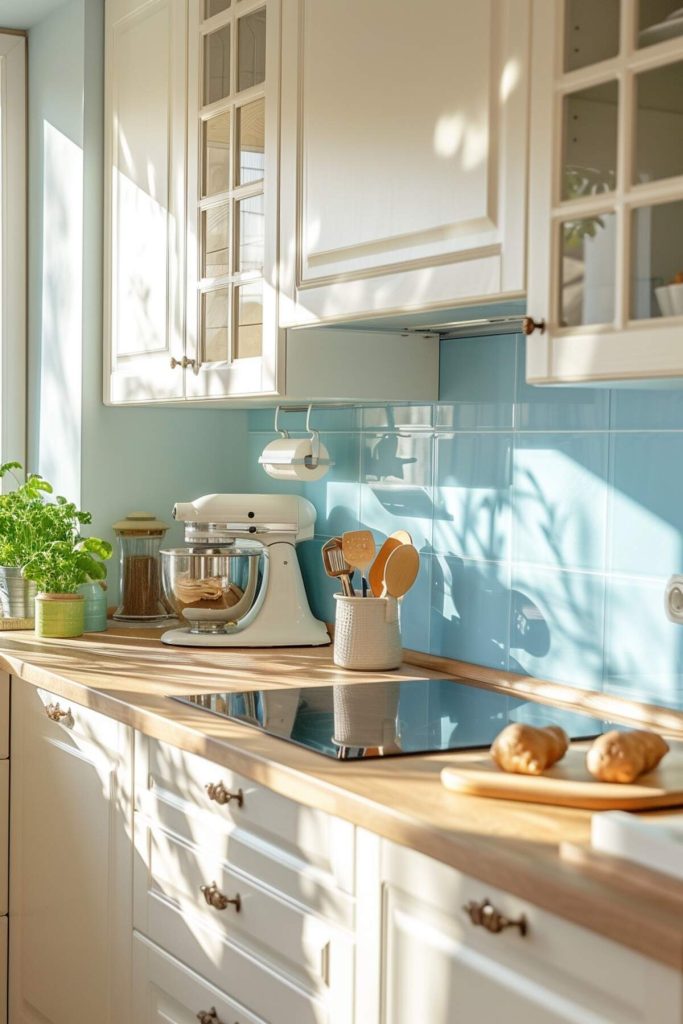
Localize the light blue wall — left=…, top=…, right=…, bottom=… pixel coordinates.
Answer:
left=247, top=336, right=683, bottom=711
left=27, top=0, right=250, bottom=594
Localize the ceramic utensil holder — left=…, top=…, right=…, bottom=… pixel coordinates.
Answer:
left=333, top=593, right=402, bottom=670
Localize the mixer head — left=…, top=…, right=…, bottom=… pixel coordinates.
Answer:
left=172, top=493, right=317, bottom=546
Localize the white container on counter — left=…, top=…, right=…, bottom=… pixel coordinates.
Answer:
left=333, top=593, right=402, bottom=671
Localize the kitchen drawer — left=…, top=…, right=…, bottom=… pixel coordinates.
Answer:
left=134, top=820, right=354, bottom=1024
left=0, top=763, right=7, bottom=917
left=0, top=917, right=6, bottom=1024
left=34, top=685, right=122, bottom=752
left=133, top=932, right=267, bottom=1024
left=382, top=840, right=683, bottom=1024
left=0, top=673, right=9, bottom=759
left=138, top=736, right=355, bottom=895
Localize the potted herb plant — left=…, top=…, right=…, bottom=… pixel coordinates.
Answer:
left=22, top=536, right=112, bottom=638
left=0, top=462, right=91, bottom=618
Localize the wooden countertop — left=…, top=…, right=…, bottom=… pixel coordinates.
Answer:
left=0, top=627, right=682, bottom=970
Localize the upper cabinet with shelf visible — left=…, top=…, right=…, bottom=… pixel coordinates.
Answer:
left=278, top=0, right=531, bottom=327
left=185, top=0, right=281, bottom=398
left=526, top=0, right=683, bottom=384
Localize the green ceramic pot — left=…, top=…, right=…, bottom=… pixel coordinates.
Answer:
left=35, top=593, right=85, bottom=638
left=77, top=582, right=108, bottom=632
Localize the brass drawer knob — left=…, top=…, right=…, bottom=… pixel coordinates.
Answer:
left=463, top=898, right=527, bottom=937
left=200, top=881, right=241, bottom=913
left=196, top=1010, right=231, bottom=1024
left=522, top=316, right=546, bottom=336
left=205, top=781, right=243, bottom=807
left=45, top=702, right=73, bottom=725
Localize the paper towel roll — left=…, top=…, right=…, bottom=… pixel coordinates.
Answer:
left=259, top=438, right=332, bottom=481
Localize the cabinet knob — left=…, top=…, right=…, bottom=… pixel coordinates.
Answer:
left=463, top=898, right=527, bottom=937
left=522, top=316, right=546, bottom=336
left=205, top=781, right=243, bottom=807
left=45, top=702, right=73, bottom=725
left=196, top=1010, right=233, bottom=1024
left=200, top=881, right=241, bottom=912
left=170, top=356, right=197, bottom=370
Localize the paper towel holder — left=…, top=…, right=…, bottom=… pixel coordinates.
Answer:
left=259, top=405, right=335, bottom=474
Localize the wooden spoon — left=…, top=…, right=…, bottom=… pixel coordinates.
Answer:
left=381, top=544, right=419, bottom=599
left=342, top=530, right=376, bottom=597
left=368, top=530, right=413, bottom=598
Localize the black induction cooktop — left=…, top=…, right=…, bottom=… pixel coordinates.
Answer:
left=173, top=678, right=606, bottom=760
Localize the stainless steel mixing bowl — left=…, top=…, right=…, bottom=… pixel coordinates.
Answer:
left=161, top=545, right=264, bottom=634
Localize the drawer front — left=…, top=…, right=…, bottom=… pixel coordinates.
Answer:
left=34, top=686, right=122, bottom=752
left=0, top=673, right=9, bottom=759
left=0, top=916, right=6, bottom=1024
left=133, top=932, right=267, bottom=1024
left=139, top=737, right=355, bottom=895
left=134, top=819, right=354, bottom=1024
left=382, top=841, right=683, bottom=1024
left=0, top=763, right=7, bottom=917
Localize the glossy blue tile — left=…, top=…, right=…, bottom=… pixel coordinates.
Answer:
left=430, top=556, right=510, bottom=670
left=608, top=432, right=683, bottom=577
left=360, top=432, right=434, bottom=550
left=604, top=576, right=683, bottom=709
left=438, top=334, right=516, bottom=428
left=297, top=537, right=338, bottom=625
left=509, top=565, right=605, bottom=691
left=515, top=342, right=610, bottom=430
left=361, top=404, right=433, bottom=431
left=512, top=433, right=609, bottom=572
left=397, top=554, right=432, bottom=653
left=433, top=432, right=513, bottom=563
left=609, top=386, right=683, bottom=430
left=302, top=433, right=361, bottom=538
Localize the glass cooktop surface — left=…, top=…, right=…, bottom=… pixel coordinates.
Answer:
left=173, top=678, right=606, bottom=760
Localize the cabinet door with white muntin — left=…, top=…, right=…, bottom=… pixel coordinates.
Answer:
left=186, top=0, right=281, bottom=398
left=527, top=0, right=683, bottom=384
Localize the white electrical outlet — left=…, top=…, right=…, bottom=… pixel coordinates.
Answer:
left=665, top=575, right=683, bottom=624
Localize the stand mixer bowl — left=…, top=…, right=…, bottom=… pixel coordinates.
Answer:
left=161, top=545, right=264, bottom=634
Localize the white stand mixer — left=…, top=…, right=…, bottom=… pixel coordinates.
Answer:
left=160, top=494, right=330, bottom=648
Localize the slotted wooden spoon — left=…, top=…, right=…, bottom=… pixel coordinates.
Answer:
left=368, top=530, right=413, bottom=598
left=342, top=530, right=376, bottom=597
left=381, top=544, right=419, bottom=599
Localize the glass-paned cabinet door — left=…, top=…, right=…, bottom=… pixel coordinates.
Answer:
left=527, top=0, right=683, bottom=384
left=186, top=0, right=279, bottom=398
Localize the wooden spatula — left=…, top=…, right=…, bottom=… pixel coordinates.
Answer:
left=368, top=530, right=414, bottom=597
left=321, top=537, right=355, bottom=596
left=342, top=530, right=376, bottom=597
left=381, top=544, right=419, bottom=599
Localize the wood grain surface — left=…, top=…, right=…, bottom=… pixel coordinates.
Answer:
left=0, top=627, right=680, bottom=968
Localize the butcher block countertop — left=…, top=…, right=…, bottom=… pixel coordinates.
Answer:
left=1, top=627, right=682, bottom=970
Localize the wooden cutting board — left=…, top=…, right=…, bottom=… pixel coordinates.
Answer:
left=441, top=744, right=683, bottom=810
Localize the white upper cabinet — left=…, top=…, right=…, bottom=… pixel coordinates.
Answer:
left=104, top=0, right=188, bottom=403
left=527, top=0, right=683, bottom=384
left=278, top=0, right=531, bottom=326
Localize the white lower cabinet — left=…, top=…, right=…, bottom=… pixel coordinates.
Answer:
left=8, top=680, right=133, bottom=1024
left=379, top=839, right=683, bottom=1024
left=133, top=932, right=267, bottom=1024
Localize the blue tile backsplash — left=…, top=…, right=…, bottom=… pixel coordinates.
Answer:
left=247, top=333, right=683, bottom=711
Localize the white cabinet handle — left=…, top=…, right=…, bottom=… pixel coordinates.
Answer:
left=205, top=781, right=243, bottom=807
left=200, top=881, right=241, bottom=912
left=463, top=898, right=527, bottom=937
left=170, top=356, right=197, bottom=370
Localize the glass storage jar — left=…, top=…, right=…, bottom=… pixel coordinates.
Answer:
left=112, top=512, right=170, bottom=621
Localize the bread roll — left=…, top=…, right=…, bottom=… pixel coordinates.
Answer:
left=586, top=730, right=669, bottom=783
left=490, top=723, right=569, bottom=776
